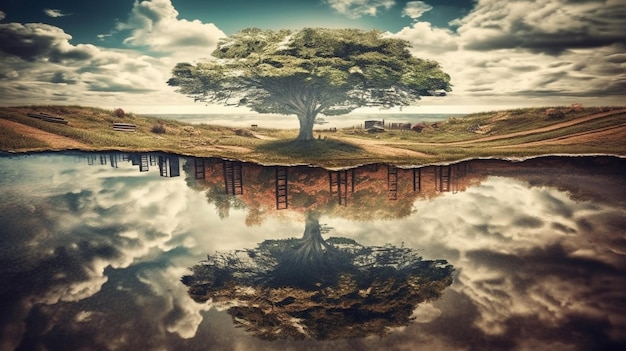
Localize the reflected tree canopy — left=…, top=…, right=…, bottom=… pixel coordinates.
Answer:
left=182, top=212, right=454, bottom=340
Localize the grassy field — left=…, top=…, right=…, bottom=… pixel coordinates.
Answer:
left=1, top=105, right=624, bottom=168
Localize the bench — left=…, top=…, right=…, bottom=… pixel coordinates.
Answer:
left=112, top=123, right=137, bottom=132
left=27, top=112, right=69, bottom=124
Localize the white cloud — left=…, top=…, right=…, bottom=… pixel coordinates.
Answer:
left=44, top=8, right=71, bottom=18
left=340, top=174, right=626, bottom=341
left=324, top=0, right=395, bottom=19
left=0, top=11, right=5, bottom=21
left=0, top=22, right=174, bottom=104
left=116, top=0, right=225, bottom=53
left=1, top=0, right=625, bottom=112
left=402, top=1, right=433, bottom=20
left=136, top=266, right=213, bottom=339
left=392, top=21, right=458, bottom=55
left=389, top=0, right=626, bottom=108
left=0, top=0, right=229, bottom=111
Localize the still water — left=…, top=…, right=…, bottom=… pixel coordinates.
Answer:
left=0, top=152, right=624, bottom=350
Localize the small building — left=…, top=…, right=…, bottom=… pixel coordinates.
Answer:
left=364, top=120, right=384, bottom=129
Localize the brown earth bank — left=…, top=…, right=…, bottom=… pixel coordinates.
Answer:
left=1, top=106, right=625, bottom=168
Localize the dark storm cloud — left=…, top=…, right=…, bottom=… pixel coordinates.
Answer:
left=511, top=215, right=544, bottom=229
left=461, top=243, right=626, bottom=349
left=85, top=79, right=155, bottom=93
left=0, top=26, right=160, bottom=99
left=512, top=78, right=626, bottom=97
left=0, top=23, right=96, bottom=63
left=49, top=71, right=78, bottom=84
left=457, top=0, right=626, bottom=55
left=465, top=27, right=625, bottom=55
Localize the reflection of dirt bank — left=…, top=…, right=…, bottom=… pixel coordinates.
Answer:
left=184, top=158, right=489, bottom=224
left=184, top=155, right=626, bottom=225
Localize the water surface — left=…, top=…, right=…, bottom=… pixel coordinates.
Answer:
left=0, top=152, right=624, bottom=350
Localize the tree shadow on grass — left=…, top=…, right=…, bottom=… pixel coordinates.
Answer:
left=257, top=139, right=365, bottom=160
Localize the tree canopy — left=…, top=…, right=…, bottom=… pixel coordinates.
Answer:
left=168, top=28, right=452, bottom=141
left=181, top=212, right=454, bottom=340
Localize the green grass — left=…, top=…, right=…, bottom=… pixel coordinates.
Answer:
left=1, top=105, right=625, bottom=168
left=257, top=139, right=364, bottom=161
left=340, top=106, right=621, bottom=144
left=0, top=127, right=49, bottom=149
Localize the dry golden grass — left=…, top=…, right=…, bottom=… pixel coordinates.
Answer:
left=1, top=105, right=624, bottom=168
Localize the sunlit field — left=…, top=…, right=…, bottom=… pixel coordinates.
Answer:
left=1, top=105, right=624, bottom=168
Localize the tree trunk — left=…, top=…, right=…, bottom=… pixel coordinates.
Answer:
left=296, top=112, right=316, bottom=141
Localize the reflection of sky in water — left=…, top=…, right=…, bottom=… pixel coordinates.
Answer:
left=0, top=152, right=624, bottom=350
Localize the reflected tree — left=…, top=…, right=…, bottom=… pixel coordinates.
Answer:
left=205, top=185, right=246, bottom=219
left=182, top=212, right=454, bottom=340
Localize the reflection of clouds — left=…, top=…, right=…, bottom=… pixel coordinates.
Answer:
left=0, top=153, right=307, bottom=349
left=329, top=175, right=626, bottom=346
left=1, top=154, right=625, bottom=349
left=136, top=266, right=212, bottom=339
left=411, top=303, right=442, bottom=323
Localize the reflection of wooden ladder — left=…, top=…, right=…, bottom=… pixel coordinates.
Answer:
left=194, top=158, right=206, bottom=179
left=86, top=155, right=96, bottom=165
left=139, top=154, right=149, bottom=172
left=159, top=156, right=169, bottom=177
left=329, top=170, right=355, bottom=205
left=100, top=154, right=108, bottom=165
left=109, top=153, right=118, bottom=168
left=413, top=168, right=422, bottom=192
left=158, top=155, right=180, bottom=177
left=451, top=162, right=469, bottom=193
left=388, top=165, right=398, bottom=200
left=275, top=166, right=288, bottom=209
left=436, top=165, right=451, bottom=192
left=169, top=157, right=180, bottom=177
left=223, top=161, right=243, bottom=195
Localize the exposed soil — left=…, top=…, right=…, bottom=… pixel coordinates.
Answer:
left=0, top=118, right=88, bottom=149
left=497, top=123, right=626, bottom=148
left=447, top=109, right=626, bottom=146
left=340, top=138, right=433, bottom=158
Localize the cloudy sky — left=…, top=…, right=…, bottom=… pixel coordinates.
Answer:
left=1, top=0, right=625, bottom=114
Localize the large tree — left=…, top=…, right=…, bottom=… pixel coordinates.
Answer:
left=168, top=28, right=451, bottom=141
